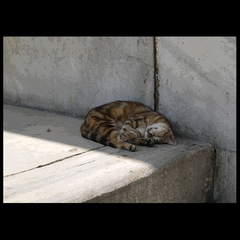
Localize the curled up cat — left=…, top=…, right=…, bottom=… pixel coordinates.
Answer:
left=80, top=101, right=177, bottom=152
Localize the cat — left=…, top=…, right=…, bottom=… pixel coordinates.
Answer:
left=80, top=101, right=177, bottom=151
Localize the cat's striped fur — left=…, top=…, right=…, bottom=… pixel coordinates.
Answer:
left=80, top=101, right=177, bottom=151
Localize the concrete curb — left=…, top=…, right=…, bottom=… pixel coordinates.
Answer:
left=4, top=104, right=215, bottom=203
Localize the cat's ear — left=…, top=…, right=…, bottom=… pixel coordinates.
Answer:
left=166, top=134, right=177, bottom=145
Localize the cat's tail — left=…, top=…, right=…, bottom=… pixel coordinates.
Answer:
left=80, top=123, right=116, bottom=148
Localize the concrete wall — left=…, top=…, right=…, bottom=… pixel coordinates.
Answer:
left=4, top=37, right=154, bottom=117
left=156, top=37, right=236, bottom=203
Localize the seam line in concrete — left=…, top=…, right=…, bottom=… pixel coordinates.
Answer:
left=4, top=146, right=105, bottom=178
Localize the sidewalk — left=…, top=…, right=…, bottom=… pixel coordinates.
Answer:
left=3, top=104, right=215, bottom=203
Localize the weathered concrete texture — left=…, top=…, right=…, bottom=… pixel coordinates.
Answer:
left=156, top=37, right=236, bottom=202
left=3, top=104, right=102, bottom=176
left=86, top=145, right=215, bottom=203
left=213, top=149, right=236, bottom=203
left=4, top=37, right=154, bottom=117
left=4, top=104, right=215, bottom=203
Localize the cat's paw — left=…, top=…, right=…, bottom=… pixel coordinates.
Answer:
left=143, top=138, right=155, bottom=147
left=120, top=132, right=133, bottom=141
left=120, top=133, right=127, bottom=141
left=126, top=144, right=136, bottom=152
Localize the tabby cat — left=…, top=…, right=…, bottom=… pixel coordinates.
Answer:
left=81, top=101, right=177, bottom=151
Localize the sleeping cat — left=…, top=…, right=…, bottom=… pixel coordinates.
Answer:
left=81, top=101, right=177, bottom=151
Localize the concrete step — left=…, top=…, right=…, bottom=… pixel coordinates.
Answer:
left=3, top=104, right=216, bottom=203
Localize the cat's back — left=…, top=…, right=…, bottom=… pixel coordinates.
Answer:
left=86, top=101, right=152, bottom=120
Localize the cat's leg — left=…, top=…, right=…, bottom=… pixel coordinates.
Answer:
left=119, top=128, right=141, bottom=142
left=119, top=123, right=154, bottom=147
left=82, top=118, right=136, bottom=151
left=119, top=119, right=141, bottom=142
left=98, top=127, right=136, bottom=152
left=127, top=138, right=155, bottom=147
left=110, top=133, right=136, bottom=151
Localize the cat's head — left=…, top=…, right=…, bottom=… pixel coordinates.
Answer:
left=145, top=123, right=177, bottom=145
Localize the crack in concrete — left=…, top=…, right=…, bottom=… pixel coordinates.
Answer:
left=127, top=55, right=154, bottom=69
left=4, top=146, right=105, bottom=178
left=154, top=36, right=160, bottom=111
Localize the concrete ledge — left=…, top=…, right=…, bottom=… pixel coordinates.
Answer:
left=4, top=104, right=216, bottom=203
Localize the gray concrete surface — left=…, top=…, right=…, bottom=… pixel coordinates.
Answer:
left=4, top=37, right=154, bottom=117
left=3, top=104, right=102, bottom=176
left=4, top=104, right=215, bottom=203
left=156, top=37, right=236, bottom=203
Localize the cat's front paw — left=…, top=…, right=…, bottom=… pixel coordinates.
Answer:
left=120, top=133, right=128, bottom=141
left=120, top=132, right=133, bottom=141
left=126, top=144, right=136, bottom=152
left=143, top=138, right=155, bottom=147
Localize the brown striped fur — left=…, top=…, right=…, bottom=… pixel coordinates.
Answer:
left=80, top=101, right=177, bottom=151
